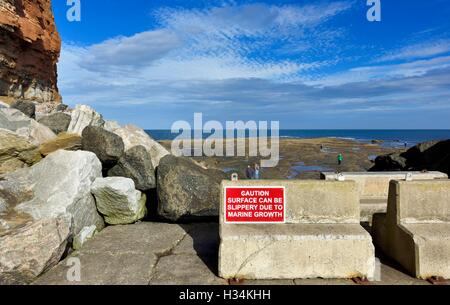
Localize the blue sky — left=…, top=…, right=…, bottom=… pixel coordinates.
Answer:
left=52, top=0, right=450, bottom=129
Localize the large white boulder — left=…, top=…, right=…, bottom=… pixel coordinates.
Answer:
left=0, top=108, right=56, bottom=145
left=2, top=150, right=105, bottom=235
left=67, top=105, right=105, bottom=135
left=91, top=177, right=147, bottom=225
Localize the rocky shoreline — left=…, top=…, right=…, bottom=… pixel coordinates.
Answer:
left=160, top=137, right=402, bottom=180
left=1, top=100, right=448, bottom=284
left=0, top=102, right=226, bottom=284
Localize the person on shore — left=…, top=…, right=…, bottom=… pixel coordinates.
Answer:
left=254, top=163, right=261, bottom=180
left=246, top=165, right=255, bottom=179
left=337, top=153, right=343, bottom=166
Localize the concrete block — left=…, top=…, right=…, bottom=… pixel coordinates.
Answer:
left=219, top=224, right=375, bottom=280
left=322, top=171, right=448, bottom=222
left=219, top=180, right=375, bottom=280
left=221, top=180, right=360, bottom=224
left=373, top=180, right=450, bottom=279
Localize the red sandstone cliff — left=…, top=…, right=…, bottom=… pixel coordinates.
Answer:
left=0, top=0, right=61, bottom=107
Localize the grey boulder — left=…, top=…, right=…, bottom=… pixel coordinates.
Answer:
left=82, top=126, right=125, bottom=168
left=38, top=112, right=71, bottom=134
left=111, top=124, right=170, bottom=168
left=11, top=100, right=36, bottom=119
left=108, top=145, right=156, bottom=191
left=157, top=155, right=227, bottom=221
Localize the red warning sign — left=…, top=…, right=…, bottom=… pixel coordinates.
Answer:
left=224, top=187, right=286, bottom=223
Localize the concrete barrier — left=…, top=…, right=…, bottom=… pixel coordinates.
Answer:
left=219, top=180, right=375, bottom=280
left=321, top=172, right=448, bottom=223
left=372, top=180, right=450, bottom=279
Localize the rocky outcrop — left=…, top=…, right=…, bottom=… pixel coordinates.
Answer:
left=91, top=177, right=147, bottom=225
left=370, top=140, right=450, bottom=175
left=157, top=155, right=227, bottom=221
left=0, top=214, right=71, bottom=285
left=0, top=128, right=41, bottom=174
left=0, top=0, right=61, bottom=107
left=108, top=145, right=156, bottom=191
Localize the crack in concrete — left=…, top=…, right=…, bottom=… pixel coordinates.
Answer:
left=233, top=239, right=276, bottom=279
left=147, top=230, right=189, bottom=284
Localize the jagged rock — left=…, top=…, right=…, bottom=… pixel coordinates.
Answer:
left=112, top=124, right=170, bottom=168
left=0, top=0, right=61, bottom=104
left=0, top=214, right=71, bottom=285
left=103, top=120, right=121, bottom=132
left=0, top=150, right=105, bottom=236
left=39, top=133, right=82, bottom=156
left=401, top=140, right=450, bottom=171
left=67, top=105, right=105, bottom=135
left=73, top=225, right=97, bottom=250
left=0, top=128, right=42, bottom=174
left=38, top=112, right=71, bottom=134
left=157, top=155, right=227, bottom=221
left=370, top=140, right=450, bottom=175
left=108, top=146, right=156, bottom=191
left=371, top=153, right=408, bottom=171
left=91, top=177, right=147, bottom=225
left=0, top=108, right=56, bottom=145
left=82, top=126, right=124, bottom=168
left=11, top=100, right=36, bottom=119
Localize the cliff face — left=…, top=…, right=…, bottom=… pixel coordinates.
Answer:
left=0, top=0, right=61, bottom=108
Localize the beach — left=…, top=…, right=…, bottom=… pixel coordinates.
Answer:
left=159, top=137, right=403, bottom=180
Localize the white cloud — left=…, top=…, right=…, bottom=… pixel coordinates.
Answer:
left=56, top=2, right=450, bottom=128
left=306, top=55, right=450, bottom=87
left=376, top=39, right=450, bottom=62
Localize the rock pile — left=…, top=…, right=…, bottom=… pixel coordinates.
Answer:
left=0, top=102, right=226, bottom=284
left=370, top=140, right=450, bottom=175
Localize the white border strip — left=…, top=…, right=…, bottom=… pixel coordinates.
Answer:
left=224, top=186, right=286, bottom=224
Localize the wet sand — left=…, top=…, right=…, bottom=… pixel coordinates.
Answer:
left=160, top=137, right=402, bottom=180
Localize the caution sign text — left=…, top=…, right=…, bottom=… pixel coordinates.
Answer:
left=225, top=187, right=285, bottom=223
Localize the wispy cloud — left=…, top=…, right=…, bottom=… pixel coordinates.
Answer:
left=57, top=1, right=450, bottom=128
left=376, top=39, right=450, bottom=62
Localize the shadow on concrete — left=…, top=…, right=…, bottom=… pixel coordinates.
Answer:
left=179, top=223, right=220, bottom=276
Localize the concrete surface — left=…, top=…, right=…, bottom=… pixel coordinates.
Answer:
left=219, top=180, right=375, bottom=280
left=322, top=171, right=448, bottom=223
left=33, top=222, right=444, bottom=285
left=219, top=224, right=375, bottom=280
left=373, top=180, right=450, bottom=279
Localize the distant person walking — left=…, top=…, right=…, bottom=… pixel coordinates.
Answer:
left=254, top=163, right=261, bottom=180
left=337, top=153, right=343, bottom=166
left=246, top=165, right=255, bottom=179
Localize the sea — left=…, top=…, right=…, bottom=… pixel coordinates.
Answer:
left=145, top=129, right=450, bottom=148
